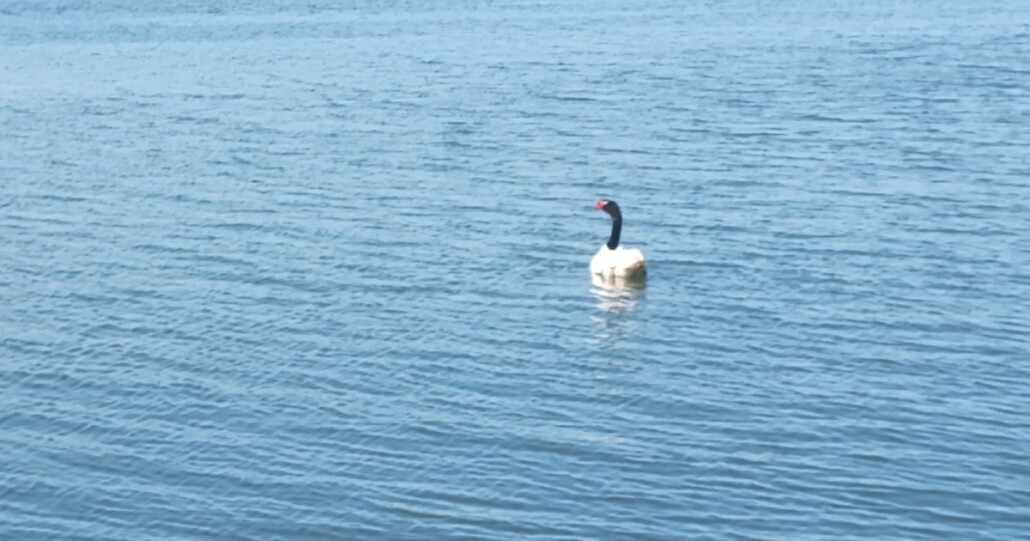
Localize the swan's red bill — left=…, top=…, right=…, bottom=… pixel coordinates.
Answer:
left=595, top=200, right=608, bottom=210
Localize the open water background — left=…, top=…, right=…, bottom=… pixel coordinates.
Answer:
left=2, top=1, right=1029, bottom=539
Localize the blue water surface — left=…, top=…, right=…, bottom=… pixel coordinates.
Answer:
left=2, top=1, right=1029, bottom=539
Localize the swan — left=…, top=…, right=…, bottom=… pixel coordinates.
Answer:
left=590, top=199, right=646, bottom=279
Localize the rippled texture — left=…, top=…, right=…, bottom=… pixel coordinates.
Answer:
left=3, top=1, right=1030, bottom=539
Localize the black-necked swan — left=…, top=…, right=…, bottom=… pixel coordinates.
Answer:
left=591, top=199, right=646, bottom=279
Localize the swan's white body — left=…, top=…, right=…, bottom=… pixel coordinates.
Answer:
left=590, top=245, right=646, bottom=279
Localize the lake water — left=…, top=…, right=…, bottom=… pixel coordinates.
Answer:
left=2, top=1, right=1029, bottom=539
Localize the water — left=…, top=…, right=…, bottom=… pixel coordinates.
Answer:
left=2, top=1, right=1029, bottom=539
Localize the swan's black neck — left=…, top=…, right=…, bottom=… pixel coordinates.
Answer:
left=602, top=201, right=623, bottom=249
left=607, top=216, right=622, bottom=250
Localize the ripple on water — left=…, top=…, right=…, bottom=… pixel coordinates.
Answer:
left=2, top=1, right=1030, bottom=540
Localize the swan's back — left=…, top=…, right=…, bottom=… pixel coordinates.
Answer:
left=591, top=246, right=646, bottom=278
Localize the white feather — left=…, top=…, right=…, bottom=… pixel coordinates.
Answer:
left=590, top=245, right=647, bottom=278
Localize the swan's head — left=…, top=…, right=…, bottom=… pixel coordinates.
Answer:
left=595, top=199, right=622, bottom=220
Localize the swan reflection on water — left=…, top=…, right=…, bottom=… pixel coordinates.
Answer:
left=590, top=272, right=646, bottom=313
left=589, top=273, right=646, bottom=344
